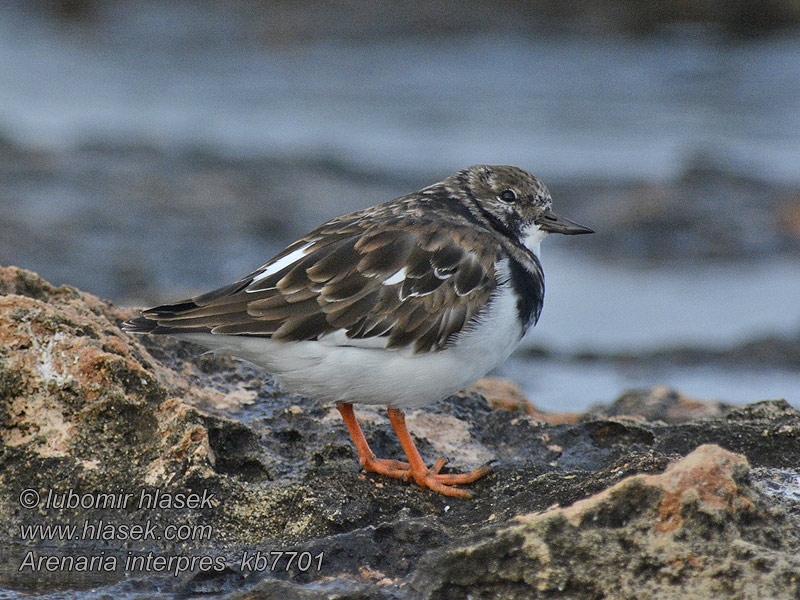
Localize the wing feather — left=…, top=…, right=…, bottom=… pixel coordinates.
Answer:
left=131, top=215, right=500, bottom=353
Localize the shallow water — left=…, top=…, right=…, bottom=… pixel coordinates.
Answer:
left=1, top=5, right=799, bottom=411
left=530, top=252, right=800, bottom=353
left=499, top=250, right=800, bottom=409
left=1, top=8, right=800, bottom=184
left=496, top=356, right=800, bottom=412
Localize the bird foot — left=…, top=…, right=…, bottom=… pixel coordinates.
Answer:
left=361, top=455, right=492, bottom=498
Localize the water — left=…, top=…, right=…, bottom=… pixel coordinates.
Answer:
left=1, top=5, right=799, bottom=409
left=1, top=8, right=800, bottom=184
left=530, top=252, right=800, bottom=353
left=491, top=250, right=800, bottom=410
left=496, top=357, right=800, bottom=413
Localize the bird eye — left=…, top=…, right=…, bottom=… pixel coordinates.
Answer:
left=500, top=190, right=517, bottom=203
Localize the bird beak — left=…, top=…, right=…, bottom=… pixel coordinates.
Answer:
left=535, top=209, right=594, bottom=235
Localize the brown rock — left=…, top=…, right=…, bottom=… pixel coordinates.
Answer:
left=2, top=266, right=800, bottom=599
left=0, top=266, right=218, bottom=483
left=470, top=377, right=580, bottom=424
left=557, top=444, right=752, bottom=533
left=414, top=445, right=799, bottom=599
left=585, top=385, right=731, bottom=423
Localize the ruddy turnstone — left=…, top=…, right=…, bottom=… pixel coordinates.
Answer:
left=124, top=165, right=593, bottom=498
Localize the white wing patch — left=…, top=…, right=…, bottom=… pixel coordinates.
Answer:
left=383, top=267, right=407, bottom=286
left=250, top=242, right=315, bottom=285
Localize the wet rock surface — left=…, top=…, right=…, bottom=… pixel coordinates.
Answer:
left=2, top=137, right=800, bottom=306
left=562, top=157, right=800, bottom=263
left=1, top=266, right=799, bottom=599
left=520, top=326, right=800, bottom=375
left=30, top=0, right=800, bottom=40
left=0, top=136, right=407, bottom=303
left=583, top=386, right=732, bottom=423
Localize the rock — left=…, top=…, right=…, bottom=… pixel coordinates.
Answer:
left=1, top=265, right=799, bottom=598
left=584, top=385, right=731, bottom=423
left=469, top=377, right=580, bottom=424
left=413, top=445, right=800, bottom=599
left=0, top=138, right=408, bottom=303
left=558, top=161, right=800, bottom=262
left=574, top=336, right=800, bottom=371
left=31, top=1, right=800, bottom=41
left=3, top=136, right=800, bottom=308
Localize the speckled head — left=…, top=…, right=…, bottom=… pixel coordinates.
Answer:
left=447, top=165, right=594, bottom=247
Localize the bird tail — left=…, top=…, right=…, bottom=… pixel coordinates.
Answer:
left=122, top=301, right=203, bottom=335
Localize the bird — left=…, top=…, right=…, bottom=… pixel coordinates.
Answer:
left=124, top=165, right=593, bottom=498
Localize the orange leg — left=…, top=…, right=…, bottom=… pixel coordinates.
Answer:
left=387, top=407, right=491, bottom=498
left=337, top=402, right=410, bottom=478
left=336, top=402, right=492, bottom=498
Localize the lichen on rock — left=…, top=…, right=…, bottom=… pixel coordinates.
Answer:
left=1, top=265, right=799, bottom=599
left=413, top=445, right=799, bottom=600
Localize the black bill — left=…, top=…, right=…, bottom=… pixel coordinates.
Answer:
left=536, top=209, right=594, bottom=235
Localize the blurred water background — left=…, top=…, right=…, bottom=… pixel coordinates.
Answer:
left=1, top=0, right=799, bottom=411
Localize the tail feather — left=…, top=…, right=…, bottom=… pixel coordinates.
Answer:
left=122, top=277, right=260, bottom=337
left=123, top=300, right=207, bottom=335
left=122, top=315, right=163, bottom=334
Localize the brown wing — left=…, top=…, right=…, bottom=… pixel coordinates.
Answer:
left=127, top=217, right=500, bottom=354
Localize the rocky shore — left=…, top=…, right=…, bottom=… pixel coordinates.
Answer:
left=1, top=265, right=799, bottom=599
left=3, top=137, right=800, bottom=305
left=31, top=0, right=800, bottom=38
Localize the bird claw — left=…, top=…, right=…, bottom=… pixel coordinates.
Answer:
left=361, top=454, right=492, bottom=497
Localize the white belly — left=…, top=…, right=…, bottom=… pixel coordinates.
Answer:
left=174, top=282, right=526, bottom=409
